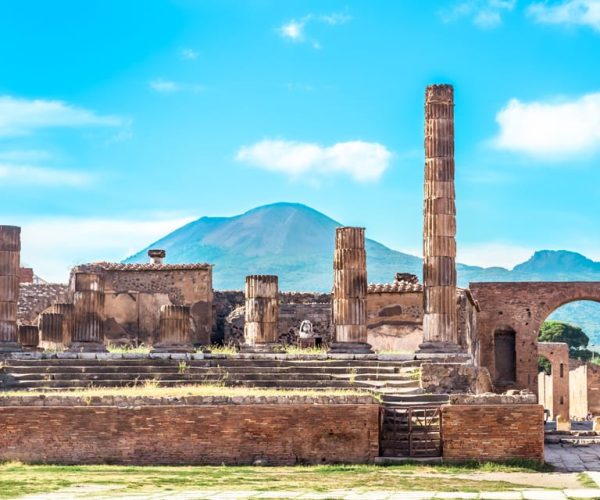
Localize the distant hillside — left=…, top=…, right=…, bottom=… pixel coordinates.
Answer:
left=125, top=202, right=600, bottom=342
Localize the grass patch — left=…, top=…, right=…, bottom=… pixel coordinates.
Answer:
left=0, top=462, right=561, bottom=499
left=0, top=383, right=370, bottom=399
left=106, top=344, right=151, bottom=354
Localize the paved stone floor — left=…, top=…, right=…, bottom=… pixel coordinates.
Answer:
left=546, top=444, right=600, bottom=472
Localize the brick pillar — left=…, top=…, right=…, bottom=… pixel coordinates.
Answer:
left=330, top=227, right=372, bottom=354
left=49, top=303, right=74, bottom=347
left=39, top=312, right=65, bottom=351
left=70, top=272, right=107, bottom=352
left=420, top=84, right=461, bottom=353
left=242, top=275, right=279, bottom=352
left=0, top=225, right=21, bottom=353
left=18, top=325, right=39, bottom=350
left=151, top=305, right=194, bottom=353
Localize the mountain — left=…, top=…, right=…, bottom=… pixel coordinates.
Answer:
left=125, top=202, right=422, bottom=291
left=125, top=202, right=600, bottom=342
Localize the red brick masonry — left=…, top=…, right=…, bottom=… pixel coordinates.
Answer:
left=0, top=404, right=379, bottom=465
left=441, top=404, right=544, bottom=462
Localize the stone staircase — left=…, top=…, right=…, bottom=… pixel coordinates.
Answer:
left=0, top=358, right=435, bottom=395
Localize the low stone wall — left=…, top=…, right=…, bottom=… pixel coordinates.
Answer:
left=0, top=397, right=379, bottom=465
left=441, top=404, right=544, bottom=462
left=421, top=363, right=493, bottom=394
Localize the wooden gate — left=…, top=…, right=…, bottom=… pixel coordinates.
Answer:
left=380, top=406, right=442, bottom=457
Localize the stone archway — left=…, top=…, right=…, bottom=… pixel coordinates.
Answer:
left=469, top=282, right=600, bottom=393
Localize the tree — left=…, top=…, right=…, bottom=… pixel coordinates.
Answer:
left=538, top=320, right=593, bottom=364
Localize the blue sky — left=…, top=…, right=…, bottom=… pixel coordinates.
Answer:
left=1, top=0, right=600, bottom=282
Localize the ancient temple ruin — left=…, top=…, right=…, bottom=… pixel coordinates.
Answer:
left=1, top=83, right=597, bottom=466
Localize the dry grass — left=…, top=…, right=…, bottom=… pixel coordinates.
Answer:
left=0, top=383, right=371, bottom=400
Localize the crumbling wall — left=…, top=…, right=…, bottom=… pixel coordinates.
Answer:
left=17, top=283, right=70, bottom=325
left=218, top=291, right=333, bottom=346
left=71, top=264, right=213, bottom=346
left=421, top=363, right=492, bottom=394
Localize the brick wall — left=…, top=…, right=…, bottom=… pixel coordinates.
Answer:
left=0, top=403, right=379, bottom=465
left=588, top=363, right=600, bottom=415
left=441, top=404, right=544, bottom=462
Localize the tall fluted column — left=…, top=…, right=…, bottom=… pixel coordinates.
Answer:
left=330, top=227, right=372, bottom=354
left=242, top=275, right=279, bottom=352
left=0, top=226, right=21, bottom=352
left=151, top=305, right=194, bottom=353
left=70, top=272, right=107, bottom=352
left=420, top=84, right=460, bottom=352
left=50, top=303, right=74, bottom=347
left=39, top=312, right=65, bottom=351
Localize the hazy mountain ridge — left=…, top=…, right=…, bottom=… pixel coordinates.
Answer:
left=125, top=202, right=600, bottom=341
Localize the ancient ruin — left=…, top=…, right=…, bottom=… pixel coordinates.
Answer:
left=1, top=83, right=597, bottom=467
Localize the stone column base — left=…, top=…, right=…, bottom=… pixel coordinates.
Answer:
left=151, top=343, right=195, bottom=354
left=417, top=341, right=464, bottom=354
left=68, top=342, right=108, bottom=353
left=0, top=342, right=22, bottom=354
left=239, top=343, right=280, bottom=353
left=328, top=342, right=374, bottom=354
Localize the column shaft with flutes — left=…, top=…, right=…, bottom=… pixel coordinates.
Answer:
left=421, top=84, right=460, bottom=351
left=151, top=305, right=194, bottom=353
left=242, top=275, right=279, bottom=352
left=330, top=227, right=372, bottom=353
left=50, top=303, right=74, bottom=347
left=0, top=225, right=21, bottom=352
left=39, top=312, right=65, bottom=351
left=70, top=272, right=107, bottom=352
left=18, top=325, right=39, bottom=350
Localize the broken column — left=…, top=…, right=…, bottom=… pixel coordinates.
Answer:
left=18, top=325, right=39, bottom=350
left=242, top=275, right=279, bottom=352
left=420, top=84, right=460, bottom=352
left=49, top=303, right=74, bottom=346
left=330, top=227, right=372, bottom=354
left=151, top=305, right=194, bottom=353
left=39, top=312, right=65, bottom=351
left=0, top=225, right=21, bottom=352
left=70, top=272, right=107, bottom=352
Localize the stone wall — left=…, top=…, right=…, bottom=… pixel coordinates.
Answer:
left=366, top=291, right=422, bottom=352
left=441, top=404, right=544, bottom=462
left=71, top=264, right=213, bottom=346
left=470, top=281, right=600, bottom=393
left=17, top=283, right=70, bottom=325
left=217, top=291, right=333, bottom=346
left=421, top=363, right=492, bottom=394
left=588, top=362, right=600, bottom=415
left=569, top=360, right=587, bottom=419
left=0, top=401, right=379, bottom=465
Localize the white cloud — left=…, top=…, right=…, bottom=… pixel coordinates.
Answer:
left=149, top=79, right=180, bottom=93
left=17, top=216, right=194, bottom=283
left=236, top=139, right=392, bottom=182
left=492, top=92, right=600, bottom=157
left=441, top=0, right=516, bottom=28
left=179, top=48, right=199, bottom=60
left=279, top=18, right=309, bottom=42
left=278, top=11, right=351, bottom=47
left=529, top=0, right=600, bottom=31
left=0, top=96, right=124, bottom=137
left=148, top=79, right=204, bottom=94
left=458, top=242, right=535, bottom=269
left=0, top=164, right=92, bottom=187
